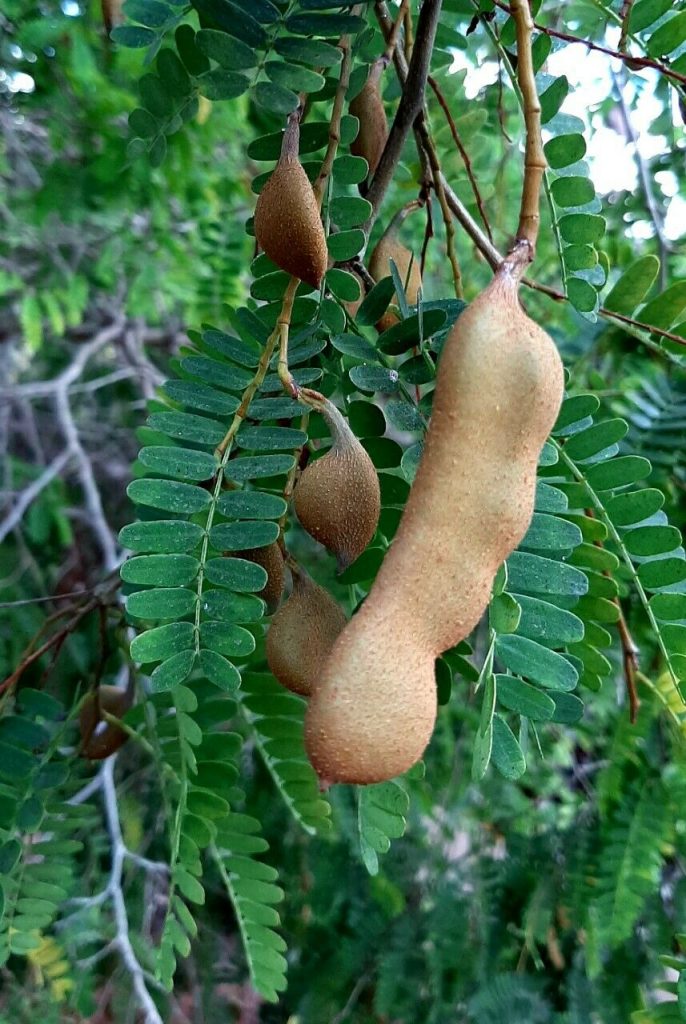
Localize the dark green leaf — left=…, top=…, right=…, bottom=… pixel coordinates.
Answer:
left=496, top=675, right=555, bottom=720
left=491, top=715, right=526, bottom=779
left=127, top=587, right=196, bottom=620
left=119, top=520, right=204, bottom=554
left=210, top=520, right=280, bottom=550
left=121, top=554, right=200, bottom=586
left=127, top=479, right=212, bottom=514
left=139, top=446, right=217, bottom=481
left=130, top=622, right=195, bottom=663
left=496, top=635, right=579, bottom=690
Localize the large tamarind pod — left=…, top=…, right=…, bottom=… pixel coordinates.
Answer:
left=235, top=543, right=285, bottom=613
left=350, top=62, right=388, bottom=176
left=254, top=120, right=328, bottom=289
left=294, top=397, right=380, bottom=571
left=80, top=685, right=131, bottom=760
left=266, top=568, right=347, bottom=696
left=305, top=262, right=565, bottom=784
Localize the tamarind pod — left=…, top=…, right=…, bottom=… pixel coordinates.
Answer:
left=254, top=157, right=328, bottom=289
left=79, top=685, right=131, bottom=760
left=101, top=0, right=124, bottom=32
left=350, top=64, right=388, bottom=176
left=376, top=309, right=400, bottom=333
left=369, top=232, right=422, bottom=307
left=294, top=399, right=380, bottom=571
left=235, top=543, right=285, bottom=613
left=305, top=263, right=565, bottom=784
left=266, top=569, right=347, bottom=696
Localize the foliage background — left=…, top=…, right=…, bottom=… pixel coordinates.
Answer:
left=1, top=0, right=686, bottom=1021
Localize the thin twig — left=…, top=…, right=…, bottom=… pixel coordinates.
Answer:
left=428, top=75, right=494, bottom=241
left=0, top=449, right=71, bottom=543
left=618, top=605, right=641, bottom=723
left=618, top=0, right=635, bottom=53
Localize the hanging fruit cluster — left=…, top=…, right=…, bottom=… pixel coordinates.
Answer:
left=243, top=35, right=564, bottom=787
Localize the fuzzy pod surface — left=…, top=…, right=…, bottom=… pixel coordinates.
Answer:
left=254, top=157, right=327, bottom=289
left=369, top=231, right=422, bottom=308
left=235, top=543, right=285, bottom=613
left=350, top=64, right=388, bottom=176
left=80, top=685, right=131, bottom=760
left=266, top=569, right=347, bottom=696
left=305, top=263, right=565, bottom=785
left=294, top=398, right=380, bottom=571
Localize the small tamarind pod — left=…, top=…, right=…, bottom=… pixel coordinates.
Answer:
left=305, top=259, right=565, bottom=785
left=369, top=227, right=422, bottom=307
left=376, top=309, right=401, bottom=333
left=294, top=396, right=380, bottom=571
left=350, top=61, right=388, bottom=176
left=79, top=685, right=131, bottom=760
left=254, top=115, right=328, bottom=289
left=235, top=543, right=285, bottom=613
left=266, top=568, right=347, bottom=696
left=101, top=0, right=124, bottom=32
left=343, top=269, right=366, bottom=320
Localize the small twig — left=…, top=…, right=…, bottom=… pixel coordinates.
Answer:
left=618, top=605, right=641, bottom=724
left=276, top=280, right=302, bottom=397
left=586, top=507, right=641, bottom=724
left=330, top=974, right=370, bottom=1024
left=0, top=449, right=71, bottom=544
left=428, top=75, right=494, bottom=241
left=382, top=0, right=408, bottom=62
left=618, top=0, right=635, bottom=53
left=54, top=383, right=119, bottom=572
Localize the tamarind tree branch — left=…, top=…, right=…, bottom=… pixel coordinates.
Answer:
left=492, top=0, right=686, bottom=86
left=510, top=0, right=545, bottom=260
left=364, top=0, right=444, bottom=229
left=100, top=758, right=165, bottom=1024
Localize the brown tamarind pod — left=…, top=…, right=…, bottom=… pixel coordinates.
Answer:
left=305, top=258, right=565, bottom=785
left=350, top=62, right=388, bottom=176
left=376, top=309, right=401, bottom=333
left=294, top=396, right=380, bottom=572
left=369, top=227, right=422, bottom=307
left=343, top=270, right=366, bottom=320
left=254, top=116, right=328, bottom=289
left=236, top=543, right=285, bottom=613
left=101, top=0, right=124, bottom=32
left=79, top=685, right=131, bottom=760
left=266, top=568, right=347, bottom=696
